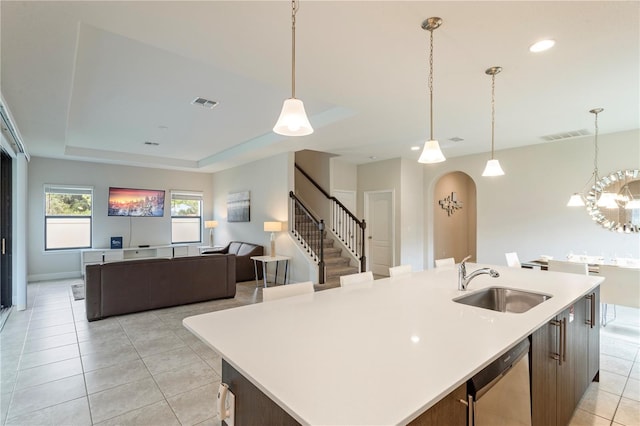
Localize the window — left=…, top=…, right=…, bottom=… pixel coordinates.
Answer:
left=44, top=185, right=93, bottom=250
left=171, top=191, right=203, bottom=243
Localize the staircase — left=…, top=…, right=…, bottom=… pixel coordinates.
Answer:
left=294, top=208, right=358, bottom=288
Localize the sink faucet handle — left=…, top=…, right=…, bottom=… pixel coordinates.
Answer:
left=460, top=255, right=472, bottom=265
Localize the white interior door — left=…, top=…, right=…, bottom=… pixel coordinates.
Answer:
left=366, top=191, right=393, bottom=276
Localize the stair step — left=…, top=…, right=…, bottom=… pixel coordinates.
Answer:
left=325, top=265, right=359, bottom=278
left=323, top=256, right=350, bottom=266
left=323, top=247, right=342, bottom=257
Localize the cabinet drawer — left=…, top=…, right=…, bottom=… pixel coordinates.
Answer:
left=83, top=251, right=103, bottom=263
left=173, top=246, right=189, bottom=257
left=104, top=251, right=124, bottom=262
left=157, top=247, right=173, bottom=257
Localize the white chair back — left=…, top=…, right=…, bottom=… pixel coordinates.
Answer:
left=435, top=257, right=455, bottom=268
left=263, top=281, right=314, bottom=302
left=340, top=271, right=374, bottom=287
left=598, top=265, right=640, bottom=308
left=389, top=264, right=412, bottom=277
left=548, top=260, right=588, bottom=275
left=505, top=252, right=521, bottom=268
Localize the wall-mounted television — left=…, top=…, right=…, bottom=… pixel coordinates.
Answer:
left=108, top=187, right=165, bottom=217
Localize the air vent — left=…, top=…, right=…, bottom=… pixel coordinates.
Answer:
left=448, top=137, right=464, bottom=142
left=144, top=141, right=160, bottom=146
left=191, top=97, right=218, bottom=109
left=540, top=129, right=590, bottom=142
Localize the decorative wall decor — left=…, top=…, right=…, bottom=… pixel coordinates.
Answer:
left=227, top=191, right=250, bottom=222
left=439, top=192, right=463, bottom=216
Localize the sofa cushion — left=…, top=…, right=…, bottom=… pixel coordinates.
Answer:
left=237, top=243, right=259, bottom=256
left=228, top=242, right=243, bottom=254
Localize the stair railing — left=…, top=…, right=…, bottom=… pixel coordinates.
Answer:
left=294, top=164, right=366, bottom=273
left=289, top=191, right=325, bottom=283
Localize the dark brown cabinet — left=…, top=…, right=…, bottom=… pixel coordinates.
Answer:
left=409, top=383, right=467, bottom=426
left=531, top=287, right=600, bottom=426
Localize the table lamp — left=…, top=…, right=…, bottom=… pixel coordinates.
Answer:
left=264, top=221, right=282, bottom=257
left=204, top=220, right=218, bottom=247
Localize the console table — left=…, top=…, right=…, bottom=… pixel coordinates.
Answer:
left=251, top=255, right=291, bottom=288
left=81, top=244, right=201, bottom=278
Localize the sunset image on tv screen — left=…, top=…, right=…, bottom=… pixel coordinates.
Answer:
left=108, top=188, right=165, bottom=217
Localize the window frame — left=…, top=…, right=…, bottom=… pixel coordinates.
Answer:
left=170, top=190, right=203, bottom=244
left=44, top=185, right=93, bottom=251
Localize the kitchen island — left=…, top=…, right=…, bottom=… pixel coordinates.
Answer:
left=183, top=263, right=603, bottom=425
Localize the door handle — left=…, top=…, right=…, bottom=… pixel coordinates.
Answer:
left=550, top=319, right=561, bottom=364
left=562, top=317, right=567, bottom=363
left=586, top=294, right=596, bottom=328
left=1, top=238, right=5, bottom=255
left=368, top=236, right=372, bottom=240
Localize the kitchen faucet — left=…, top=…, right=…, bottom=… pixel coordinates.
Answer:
left=457, top=255, right=500, bottom=291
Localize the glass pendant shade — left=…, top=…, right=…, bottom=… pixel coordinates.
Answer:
left=597, top=192, right=618, bottom=208
left=625, top=199, right=640, bottom=210
left=567, top=193, right=585, bottom=207
left=273, top=98, right=313, bottom=136
left=482, top=159, right=505, bottom=177
left=418, top=140, right=446, bottom=164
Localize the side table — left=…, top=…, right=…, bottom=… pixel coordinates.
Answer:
left=250, top=255, right=291, bottom=288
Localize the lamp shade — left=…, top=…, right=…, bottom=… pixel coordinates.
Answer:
left=597, top=192, right=617, bottom=208
left=482, top=159, right=505, bottom=177
left=418, top=140, right=446, bottom=164
left=204, top=220, right=218, bottom=229
left=264, top=222, right=282, bottom=232
left=567, top=194, right=585, bottom=207
left=273, top=99, right=313, bottom=136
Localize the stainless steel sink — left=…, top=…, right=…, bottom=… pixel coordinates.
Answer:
left=453, top=287, right=552, bottom=313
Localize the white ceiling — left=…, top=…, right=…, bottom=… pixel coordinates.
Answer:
left=2, top=1, right=638, bottom=173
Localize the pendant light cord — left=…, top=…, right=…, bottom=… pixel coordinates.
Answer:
left=593, top=111, right=600, bottom=184
left=428, top=29, right=434, bottom=141
left=490, top=72, right=496, bottom=160
left=291, top=0, right=299, bottom=99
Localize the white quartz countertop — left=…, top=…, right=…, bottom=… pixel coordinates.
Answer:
left=183, top=264, right=603, bottom=425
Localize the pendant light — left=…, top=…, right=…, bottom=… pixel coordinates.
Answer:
left=418, top=17, right=446, bottom=164
left=567, top=108, right=603, bottom=207
left=482, top=66, right=505, bottom=177
left=273, top=0, right=313, bottom=136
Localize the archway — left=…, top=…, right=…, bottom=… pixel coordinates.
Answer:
left=433, top=171, right=477, bottom=265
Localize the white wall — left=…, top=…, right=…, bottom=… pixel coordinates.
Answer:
left=400, top=158, right=424, bottom=271
left=330, top=157, right=357, bottom=193
left=27, top=157, right=213, bottom=280
left=212, top=153, right=315, bottom=284
left=423, top=129, right=640, bottom=267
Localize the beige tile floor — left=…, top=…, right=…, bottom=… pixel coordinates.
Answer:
left=1, top=278, right=262, bottom=426
left=1, top=279, right=639, bottom=425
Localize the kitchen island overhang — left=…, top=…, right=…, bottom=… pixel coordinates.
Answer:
left=183, top=264, right=603, bottom=425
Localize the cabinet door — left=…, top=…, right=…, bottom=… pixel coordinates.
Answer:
left=587, top=287, right=600, bottom=383
left=531, top=319, right=559, bottom=426
left=409, top=383, right=467, bottom=426
left=573, top=297, right=590, bottom=406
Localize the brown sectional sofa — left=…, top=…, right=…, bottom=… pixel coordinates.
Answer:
left=85, top=254, right=236, bottom=321
left=203, top=241, right=263, bottom=282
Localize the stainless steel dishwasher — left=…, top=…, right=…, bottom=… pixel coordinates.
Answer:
left=466, top=338, right=531, bottom=426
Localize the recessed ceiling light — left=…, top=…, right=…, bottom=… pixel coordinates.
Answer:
left=191, top=97, right=218, bottom=109
left=411, top=146, right=420, bottom=151
left=144, top=141, right=160, bottom=146
left=369, top=156, right=377, bottom=160
left=529, top=39, right=555, bottom=53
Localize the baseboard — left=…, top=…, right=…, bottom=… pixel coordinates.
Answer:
left=27, top=271, right=82, bottom=282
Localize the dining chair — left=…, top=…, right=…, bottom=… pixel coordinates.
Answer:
left=548, top=259, right=588, bottom=275
left=389, top=264, right=412, bottom=277
left=263, top=281, right=314, bottom=302
left=598, top=265, right=640, bottom=326
left=505, top=252, right=522, bottom=268
left=340, top=271, right=374, bottom=287
left=435, top=257, right=455, bottom=268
